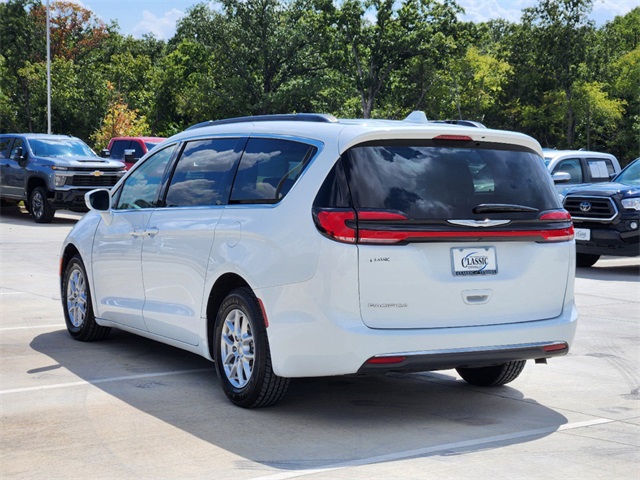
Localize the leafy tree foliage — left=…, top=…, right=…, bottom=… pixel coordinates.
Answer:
left=0, top=0, right=638, bottom=163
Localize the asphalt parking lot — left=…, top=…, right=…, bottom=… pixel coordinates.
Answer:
left=1, top=206, right=638, bottom=479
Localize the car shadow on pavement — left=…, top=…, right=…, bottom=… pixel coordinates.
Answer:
left=0, top=205, right=82, bottom=225
left=576, top=262, right=640, bottom=282
left=29, top=328, right=569, bottom=471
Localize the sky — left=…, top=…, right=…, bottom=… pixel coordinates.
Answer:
left=3, top=0, right=638, bottom=40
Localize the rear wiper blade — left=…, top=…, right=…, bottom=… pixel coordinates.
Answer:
left=472, top=203, right=539, bottom=214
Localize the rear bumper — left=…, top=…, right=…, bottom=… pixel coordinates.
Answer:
left=574, top=218, right=640, bottom=257
left=261, top=278, right=579, bottom=378
left=357, top=341, right=568, bottom=374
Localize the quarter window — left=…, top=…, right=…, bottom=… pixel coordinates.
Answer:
left=0, top=138, right=13, bottom=158
left=587, top=158, right=614, bottom=180
left=230, top=138, right=317, bottom=204
left=165, top=138, right=242, bottom=207
left=115, top=144, right=176, bottom=210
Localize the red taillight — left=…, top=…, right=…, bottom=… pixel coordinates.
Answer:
left=539, top=210, right=572, bottom=221
left=314, top=209, right=357, bottom=243
left=314, top=209, right=574, bottom=244
left=366, top=355, right=407, bottom=364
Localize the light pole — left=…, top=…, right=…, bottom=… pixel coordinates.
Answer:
left=46, top=0, right=51, bottom=134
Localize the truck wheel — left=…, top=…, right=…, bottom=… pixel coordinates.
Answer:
left=576, top=253, right=600, bottom=268
left=214, top=287, right=289, bottom=408
left=29, top=186, right=55, bottom=223
left=456, top=360, right=526, bottom=386
left=62, top=255, right=111, bottom=341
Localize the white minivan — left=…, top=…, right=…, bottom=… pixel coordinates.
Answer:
left=60, top=113, right=578, bottom=407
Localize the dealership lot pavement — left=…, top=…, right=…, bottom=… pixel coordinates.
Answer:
left=1, top=206, right=638, bottom=479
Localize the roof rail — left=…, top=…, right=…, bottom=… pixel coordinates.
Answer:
left=186, top=113, right=339, bottom=131
left=429, top=119, right=486, bottom=128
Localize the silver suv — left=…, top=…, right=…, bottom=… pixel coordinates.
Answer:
left=60, top=113, right=578, bottom=408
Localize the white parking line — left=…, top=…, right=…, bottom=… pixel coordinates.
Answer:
left=0, top=324, right=62, bottom=331
left=248, top=418, right=615, bottom=480
left=0, top=368, right=211, bottom=395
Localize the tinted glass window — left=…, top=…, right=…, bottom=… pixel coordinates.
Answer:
left=130, top=141, right=145, bottom=159
left=115, top=144, right=176, bottom=210
left=552, top=159, right=583, bottom=184
left=9, top=139, right=23, bottom=159
left=344, top=143, right=559, bottom=219
left=165, top=138, right=241, bottom=207
left=587, top=158, right=614, bottom=180
left=0, top=138, right=13, bottom=158
left=230, top=138, right=316, bottom=203
left=29, top=138, right=96, bottom=158
left=109, top=140, right=129, bottom=160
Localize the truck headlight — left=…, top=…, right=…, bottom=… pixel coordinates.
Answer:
left=54, top=174, right=66, bottom=187
left=621, top=198, right=640, bottom=211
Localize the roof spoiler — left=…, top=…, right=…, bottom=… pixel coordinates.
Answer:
left=186, top=113, right=338, bottom=131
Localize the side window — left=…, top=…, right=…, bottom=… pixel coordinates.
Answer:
left=131, top=141, right=145, bottom=159
left=165, top=138, right=242, bottom=207
left=9, top=139, right=23, bottom=159
left=230, top=138, right=317, bottom=203
left=114, top=144, right=176, bottom=210
left=587, top=158, right=614, bottom=181
left=0, top=138, right=13, bottom=158
left=109, top=140, right=129, bottom=160
left=553, top=159, right=583, bottom=184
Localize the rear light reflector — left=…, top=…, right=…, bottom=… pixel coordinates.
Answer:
left=543, top=343, right=568, bottom=352
left=366, top=356, right=407, bottom=365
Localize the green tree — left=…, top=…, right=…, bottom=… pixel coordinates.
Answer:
left=521, top=0, right=596, bottom=146
left=90, top=83, right=150, bottom=150
left=334, top=0, right=462, bottom=118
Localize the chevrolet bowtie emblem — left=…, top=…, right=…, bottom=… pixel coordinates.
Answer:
left=92, top=171, right=103, bottom=177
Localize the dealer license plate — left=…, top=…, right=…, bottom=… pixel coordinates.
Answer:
left=574, top=228, right=591, bottom=241
left=451, top=247, right=498, bottom=276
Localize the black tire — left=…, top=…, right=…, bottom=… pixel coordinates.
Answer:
left=456, top=360, right=526, bottom=387
left=62, top=255, right=111, bottom=341
left=29, top=186, right=55, bottom=223
left=576, top=253, right=600, bottom=268
left=214, top=287, right=289, bottom=408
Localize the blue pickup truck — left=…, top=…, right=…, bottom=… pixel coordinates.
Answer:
left=563, top=158, right=640, bottom=267
left=0, top=134, right=125, bottom=223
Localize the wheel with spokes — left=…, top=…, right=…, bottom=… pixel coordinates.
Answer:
left=62, top=255, right=110, bottom=341
left=214, top=287, right=289, bottom=408
left=29, top=186, right=55, bottom=223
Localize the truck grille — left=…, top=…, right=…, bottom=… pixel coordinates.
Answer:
left=71, top=175, right=120, bottom=187
left=563, top=195, right=618, bottom=221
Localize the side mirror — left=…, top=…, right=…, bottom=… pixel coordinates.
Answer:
left=124, top=149, right=135, bottom=162
left=13, top=146, right=25, bottom=162
left=101, top=149, right=110, bottom=158
left=552, top=171, right=571, bottom=184
left=609, top=172, right=617, bottom=180
left=85, top=189, right=111, bottom=212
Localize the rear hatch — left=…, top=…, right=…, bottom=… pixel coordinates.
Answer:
left=313, top=137, right=574, bottom=329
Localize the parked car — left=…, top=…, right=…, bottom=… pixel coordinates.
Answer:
left=563, top=157, right=640, bottom=267
left=104, top=136, right=165, bottom=170
left=544, top=149, right=621, bottom=196
left=0, top=134, right=125, bottom=223
left=60, top=113, right=577, bottom=408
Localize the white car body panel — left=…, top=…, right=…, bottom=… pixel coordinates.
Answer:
left=60, top=116, right=577, bottom=383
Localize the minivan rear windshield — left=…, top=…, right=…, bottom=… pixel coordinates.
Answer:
left=344, top=141, right=560, bottom=220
